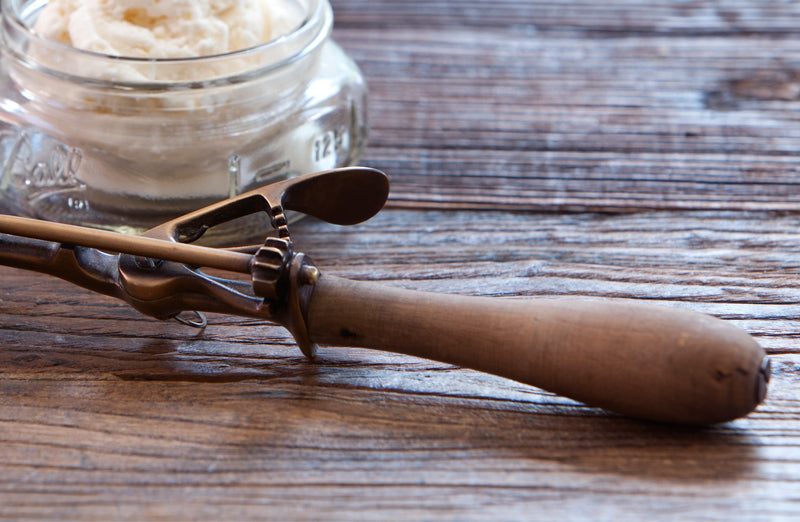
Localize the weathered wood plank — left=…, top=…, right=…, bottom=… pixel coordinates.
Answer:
left=0, top=309, right=798, bottom=515
left=1, top=0, right=800, bottom=519
left=0, top=347, right=797, bottom=519
left=3, top=210, right=800, bottom=354
left=332, top=0, right=800, bottom=35
left=328, top=25, right=800, bottom=211
left=1, top=216, right=799, bottom=517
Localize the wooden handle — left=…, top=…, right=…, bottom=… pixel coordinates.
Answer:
left=306, top=275, right=768, bottom=425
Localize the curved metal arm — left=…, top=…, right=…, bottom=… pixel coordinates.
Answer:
left=143, top=167, right=390, bottom=244
left=0, top=168, right=390, bottom=324
left=0, top=232, right=123, bottom=300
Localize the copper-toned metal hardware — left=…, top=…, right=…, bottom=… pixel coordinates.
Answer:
left=0, top=166, right=389, bottom=322
left=252, top=237, right=294, bottom=302
left=0, top=167, right=770, bottom=425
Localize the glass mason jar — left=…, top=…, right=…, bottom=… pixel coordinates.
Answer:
left=0, top=0, right=367, bottom=242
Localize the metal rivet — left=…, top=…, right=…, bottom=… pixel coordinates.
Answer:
left=300, top=265, right=320, bottom=286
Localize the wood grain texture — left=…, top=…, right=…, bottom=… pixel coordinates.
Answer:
left=2, top=211, right=800, bottom=520
left=2, top=0, right=800, bottom=519
left=331, top=0, right=800, bottom=212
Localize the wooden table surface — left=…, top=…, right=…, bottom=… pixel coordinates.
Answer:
left=2, top=1, right=800, bottom=519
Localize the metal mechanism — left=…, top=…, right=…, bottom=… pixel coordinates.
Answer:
left=252, top=237, right=294, bottom=302
left=0, top=167, right=391, bottom=359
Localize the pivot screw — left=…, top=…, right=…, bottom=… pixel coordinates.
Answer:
left=300, top=265, right=320, bottom=286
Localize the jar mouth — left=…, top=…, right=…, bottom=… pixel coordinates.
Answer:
left=1, top=0, right=333, bottom=89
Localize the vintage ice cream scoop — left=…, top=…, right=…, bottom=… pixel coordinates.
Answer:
left=0, top=167, right=769, bottom=425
